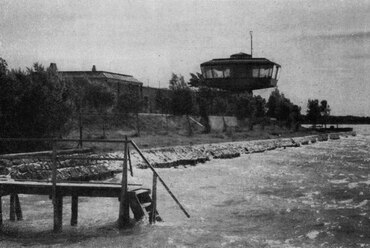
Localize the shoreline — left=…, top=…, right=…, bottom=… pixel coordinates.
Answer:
left=1, top=131, right=356, bottom=181
left=120, top=131, right=356, bottom=170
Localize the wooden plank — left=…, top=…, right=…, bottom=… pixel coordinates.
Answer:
left=71, top=195, right=78, bottom=226
left=10, top=193, right=15, bottom=221
left=0, top=182, right=145, bottom=198
left=0, top=148, right=92, bottom=159
left=129, top=192, right=145, bottom=221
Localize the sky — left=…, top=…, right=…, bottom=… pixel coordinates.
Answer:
left=0, top=0, right=369, bottom=116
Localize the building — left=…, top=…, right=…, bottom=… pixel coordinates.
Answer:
left=56, top=64, right=169, bottom=113
left=59, top=64, right=143, bottom=98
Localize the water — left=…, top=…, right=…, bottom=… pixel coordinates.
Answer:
left=3, top=125, right=370, bottom=247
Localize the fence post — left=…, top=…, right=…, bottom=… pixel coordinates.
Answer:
left=79, top=110, right=83, bottom=148
left=118, top=136, right=130, bottom=228
left=151, top=173, right=157, bottom=224
left=52, top=140, right=62, bottom=232
left=0, top=196, right=2, bottom=229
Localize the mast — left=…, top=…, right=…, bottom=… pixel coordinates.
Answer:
left=250, top=31, right=253, bottom=57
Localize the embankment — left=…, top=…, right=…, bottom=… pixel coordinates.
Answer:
left=0, top=131, right=356, bottom=181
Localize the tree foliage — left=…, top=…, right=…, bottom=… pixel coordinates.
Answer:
left=83, top=82, right=115, bottom=114
left=169, top=73, right=194, bottom=116
left=0, top=59, right=73, bottom=152
left=155, top=89, right=171, bottom=114
left=306, top=99, right=321, bottom=127
left=115, top=91, right=143, bottom=115
left=306, top=99, right=331, bottom=128
left=266, top=88, right=301, bottom=128
left=320, top=100, right=331, bottom=128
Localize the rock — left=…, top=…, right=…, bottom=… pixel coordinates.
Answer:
left=0, top=166, right=9, bottom=175
left=318, top=134, right=328, bottom=141
left=0, top=159, right=12, bottom=167
left=329, top=133, right=340, bottom=140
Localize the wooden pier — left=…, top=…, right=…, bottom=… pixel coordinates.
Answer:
left=0, top=180, right=160, bottom=231
left=0, top=137, right=189, bottom=233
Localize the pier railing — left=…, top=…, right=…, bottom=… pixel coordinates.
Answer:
left=0, top=137, right=189, bottom=232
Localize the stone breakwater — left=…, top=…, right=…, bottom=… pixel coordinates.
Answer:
left=120, top=132, right=353, bottom=169
left=0, top=132, right=356, bottom=181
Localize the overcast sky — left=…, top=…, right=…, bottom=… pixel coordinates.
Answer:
left=1, top=0, right=369, bottom=116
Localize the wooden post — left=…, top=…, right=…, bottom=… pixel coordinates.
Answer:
left=71, top=195, right=78, bottom=226
left=78, top=102, right=83, bottom=148
left=14, top=194, right=23, bottom=220
left=118, top=136, right=130, bottom=228
left=0, top=196, right=2, bottom=228
left=54, top=194, right=63, bottom=232
left=10, top=193, right=15, bottom=221
left=52, top=140, right=62, bottom=232
left=128, top=147, right=133, bottom=177
left=151, top=173, right=157, bottom=224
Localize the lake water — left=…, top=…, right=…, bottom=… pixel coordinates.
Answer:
left=3, top=125, right=370, bottom=247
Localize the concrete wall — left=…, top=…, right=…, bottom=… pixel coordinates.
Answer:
left=208, top=116, right=238, bottom=131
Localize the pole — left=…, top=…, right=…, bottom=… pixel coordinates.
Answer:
left=130, top=140, right=190, bottom=218
left=118, top=136, right=130, bottom=228
left=0, top=196, right=2, bottom=229
left=79, top=109, right=83, bottom=148
left=151, top=173, right=158, bottom=224
left=250, top=31, right=253, bottom=57
left=52, top=140, right=62, bottom=232
left=128, top=147, right=133, bottom=177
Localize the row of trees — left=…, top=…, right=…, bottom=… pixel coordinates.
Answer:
left=159, top=73, right=303, bottom=133
left=0, top=56, right=330, bottom=152
left=0, top=60, right=74, bottom=152
left=0, top=58, right=143, bottom=152
left=306, top=99, right=331, bottom=128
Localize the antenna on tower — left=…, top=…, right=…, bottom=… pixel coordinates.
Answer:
left=250, top=31, right=253, bottom=57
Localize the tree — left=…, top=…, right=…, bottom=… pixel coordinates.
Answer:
left=115, top=91, right=143, bottom=136
left=190, top=73, right=213, bottom=133
left=155, top=89, right=170, bottom=114
left=0, top=57, right=8, bottom=76
left=196, top=86, right=214, bottom=133
left=253, top=95, right=267, bottom=118
left=266, top=89, right=301, bottom=129
left=233, top=93, right=257, bottom=130
left=188, top=72, right=205, bottom=88
left=169, top=73, right=188, bottom=90
left=288, top=104, right=302, bottom=131
left=266, top=88, right=281, bottom=119
left=307, top=99, right=320, bottom=128
left=0, top=60, right=74, bottom=153
left=83, top=82, right=115, bottom=138
left=169, top=73, right=195, bottom=135
left=320, top=100, right=331, bottom=128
